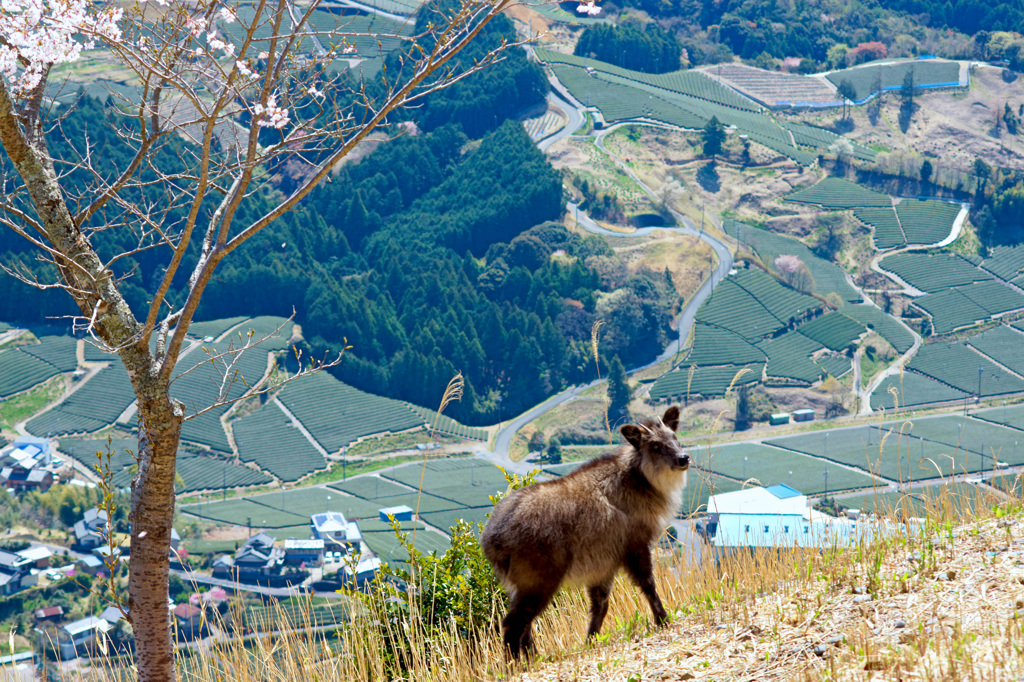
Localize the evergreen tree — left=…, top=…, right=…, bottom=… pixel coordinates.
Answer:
left=702, top=116, right=725, bottom=158
left=899, top=70, right=915, bottom=130
left=528, top=430, right=546, bottom=454
left=836, top=79, right=856, bottom=120
left=734, top=384, right=751, bottom=431
left=545, top=436, right=562, bottom=464
left=607, top=355, right=632, bottom=428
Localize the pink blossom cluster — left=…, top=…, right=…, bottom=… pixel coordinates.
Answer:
left=774, top=254, right=804, bottom=274
left=575, top=2, right=601, bottom=15
left=0, top=0, right=123, bottom=92
left=253, top=94, right=289, bottom=128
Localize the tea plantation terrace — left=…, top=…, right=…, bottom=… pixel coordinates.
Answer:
left=4, top=316, right=487, bottom=493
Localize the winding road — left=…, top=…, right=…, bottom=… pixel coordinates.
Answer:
left=483, top=93, right=736, bottom=468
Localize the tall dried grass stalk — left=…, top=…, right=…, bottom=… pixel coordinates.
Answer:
left=590, top=320, right=611, bottom=437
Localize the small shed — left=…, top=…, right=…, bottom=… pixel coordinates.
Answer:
left=792, top=408, right=815, bottom=422
left=769, top=413, right=790, bottom=426
left=378, top=505, right=414, bottom=522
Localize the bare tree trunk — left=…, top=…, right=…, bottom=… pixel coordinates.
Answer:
left=129, top=385, right=183, bottom=682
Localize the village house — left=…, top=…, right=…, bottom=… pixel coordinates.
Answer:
left=697, top=484, right=909, bottom=559
left=16, top=545, right=52, bottom=569
left=34, top=606, right=64, bottom=622
left=77, top=555, right=104, bottom=576
left=0, top=437, right=59, bottom=493
left=212, top=532, right=308, bottom=586
left=283, top=538, right=324, bottom=567
left=0, top=550, right=35, bottom=596
left=39, top=616, right=112, bottom=659
left=172, top=603, right=204, bottom=637
left=310, top=511, right=362, bottom=553
left=72, top=509, right=108, bottom=550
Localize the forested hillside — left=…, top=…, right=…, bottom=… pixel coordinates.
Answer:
left=0, top=5, right=686, bottom=426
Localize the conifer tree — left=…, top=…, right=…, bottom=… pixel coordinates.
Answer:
left=607, top=355, right=632, bottom=428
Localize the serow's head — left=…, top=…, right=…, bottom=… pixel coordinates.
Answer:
left=620, top=406, right=689, bottom=485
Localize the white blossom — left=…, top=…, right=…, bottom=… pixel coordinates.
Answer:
left=253, top=94, right=289, bottom=129
left=0, top=0, right=123, bottom=92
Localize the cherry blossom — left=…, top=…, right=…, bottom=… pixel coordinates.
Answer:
left=575, top=1, right=601, bottom=15
left=253, top=95, right=289, bottom=128
left=0, top=0, right=123, bottom=92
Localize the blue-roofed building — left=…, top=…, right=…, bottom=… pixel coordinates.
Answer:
left=378, top=505, right=414, bottom=522
left=698, top=485, right=904, bottom=558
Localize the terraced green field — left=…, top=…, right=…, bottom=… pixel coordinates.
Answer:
left=724, top=221, right=860, bottom=302
left=842, top=305, right=915, bottom=354
left=408, top=405, right=487, bottom=441
left=233, top=401, right=326, bottom=482
left=173, top=456, right=273, bottom=493
left=695, top=278, right=787, bottom=340
left=895, top=199, right=962, bottom=245
left=913, top=289, right=991, bottom=334
left=544, top=60, right=819, bottom=164
left=26, top=364, right=134, bottom=436
left=780, top=122, right=876, bottom=161
left=327, top=476, right=464, bottom=515
left=278, top=371, right=424, bottom=454
left=982, top=245, right=1024, bottom=281
left=839, top=482, right=991, bottom=519
left=732, top=269, right=821, bottom=324
left=19, top=337, right=78, bottom=372
left=826, top=59, right=962, bottom=101
left=973, top=404, right=1024, bottom=434
left=692, top=442, right=880, bottom=494
left=783, top=177, right=891, bottom=209
left=172, top=339, right=272, bottom=453
left=0, top=349, right=60, bottom=398
left=892, top=415, right=1024, bottom=466
left=796, top=312, right=866, bottom=351
left=381, top=459, right=508, bottom=508
left=649, top=363, right=763, bottom=400
left=870, top=372, right=967, bottom=410
left=907, top=342, right=1024, bottom=397
left=767, top=424, right=983, bottom=481
left=956, top=280, right=1024, bottom=316
left=185, top=317, right=249, bottom=341
left=544, top=460, right=742, bottom=515
left=59, top=437, right=140, bottom=474
left=686, top=324, right=767, bottom=366
left=538, top=49, right=759, bottom=111
left=853, top=207, right=904, bottom=250
left=756, top=331, right=825, bottom=383
left=878, top=253, right=992, bottom=293
left=967, top=326, right=1024, bottom=376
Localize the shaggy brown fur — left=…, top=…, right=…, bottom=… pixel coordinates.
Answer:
left=481, top=406, right=689, bottom=658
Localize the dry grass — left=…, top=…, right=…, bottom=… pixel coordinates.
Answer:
left=67, top=482, right=1024, bottom=682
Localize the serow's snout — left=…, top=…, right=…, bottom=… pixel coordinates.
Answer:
left=673, top=453, right=690, bottom=471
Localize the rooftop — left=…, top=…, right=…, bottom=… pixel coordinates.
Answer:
left=173, top=603, right=202, bottom=619
left=63, top=616, right=112, bottom=637
left=18, top=546, right=53, bottom=562
left=311, top=511, right=348, bottom=534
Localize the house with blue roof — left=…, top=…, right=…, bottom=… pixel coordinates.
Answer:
left=698, top=484, right=902, bottom=559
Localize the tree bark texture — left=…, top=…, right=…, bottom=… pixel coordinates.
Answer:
left=0, top=85, right=181, bottom=682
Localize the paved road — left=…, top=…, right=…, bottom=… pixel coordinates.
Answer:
left=486, top=101, right=736, bottom=462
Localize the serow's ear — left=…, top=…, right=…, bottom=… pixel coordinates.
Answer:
left=620, top=424, right=644, bottom=450
left=662, top=406, right=680, bottom=433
